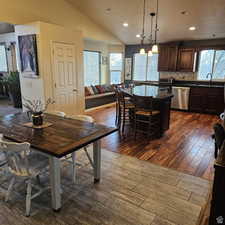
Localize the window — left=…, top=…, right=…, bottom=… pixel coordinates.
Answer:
left=198, top=50, right=225, bottom=80
left=0, top=44, right=8, bottom=72
left=133, top=53, right=159, bottom=81
left=110, top=53, right=123, bottom=84
left=83, top=51, right=101, bottom=86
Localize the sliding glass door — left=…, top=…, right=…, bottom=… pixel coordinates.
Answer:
left=133, top=53, right=159, bottom=81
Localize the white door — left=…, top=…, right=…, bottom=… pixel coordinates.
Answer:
left=52, top=42, right=77, bottom=115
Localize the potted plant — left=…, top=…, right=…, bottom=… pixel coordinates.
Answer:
left=22, top=97, right=55, bottom=126
left=2, top=71, right=22, bottom=108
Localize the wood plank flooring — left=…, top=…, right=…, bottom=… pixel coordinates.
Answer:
left=87, top=105, right=220, bottom=180
left=0, top=149, right=211, bottom=225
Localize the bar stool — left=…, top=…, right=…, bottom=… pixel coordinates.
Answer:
left=133, top=95, right=160, bottom=139
left=115, top=88, right=134, bottom=133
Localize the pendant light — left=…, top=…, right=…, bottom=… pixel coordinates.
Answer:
left=139, top=0, right=146, bottom=54
left=152, top=0, right=159, bottom=54
left=148, top=12, right=155, bottom=56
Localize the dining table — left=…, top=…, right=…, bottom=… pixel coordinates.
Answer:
left=0, top=112, right=118, bottom=211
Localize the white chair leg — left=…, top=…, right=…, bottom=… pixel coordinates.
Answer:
left=26, top=180, right=32, bottom=217
left=72, top=152, right=76, bottom=184
left=5, top=176, right=15, bottom=202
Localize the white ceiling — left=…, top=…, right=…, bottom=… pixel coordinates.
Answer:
left=67, top=0, right=225, bottom=44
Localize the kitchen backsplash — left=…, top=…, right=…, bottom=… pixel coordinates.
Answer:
left=160, top=72, right=197, bottom=81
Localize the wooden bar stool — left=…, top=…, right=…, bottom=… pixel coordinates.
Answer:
left=115, top=88, right=134, bottom=133
left=133, top=95, right=160, bottom=139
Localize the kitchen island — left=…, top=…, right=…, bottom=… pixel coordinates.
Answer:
left=121, top=85, right=173, bottom=137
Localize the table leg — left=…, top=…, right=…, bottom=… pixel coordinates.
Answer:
left=49, top=156, right=61, bottom=211
left=93, top=140, right=101, bottom=183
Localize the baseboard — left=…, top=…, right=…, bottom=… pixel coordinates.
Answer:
left=85, top=102, right=116, bottom=112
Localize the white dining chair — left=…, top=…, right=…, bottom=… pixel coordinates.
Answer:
left=0, top=137, right=50, bottom=216
left=49, top=111, right=66, bottom=118
left=65, top=115, right=95, bottom=183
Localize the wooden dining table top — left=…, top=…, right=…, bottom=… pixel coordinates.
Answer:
left=0, top=113, right=118, bottom=158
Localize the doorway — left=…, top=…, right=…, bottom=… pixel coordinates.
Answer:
left=51, top=42, right=78, bottom=115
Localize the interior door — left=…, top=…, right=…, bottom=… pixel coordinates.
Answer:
left=52, top=42, right=77, bottom=115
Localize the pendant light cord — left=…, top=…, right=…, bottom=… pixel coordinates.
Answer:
left=141, top=0, right=146, bottom=45
left=154, top=0, right=159, bottom=44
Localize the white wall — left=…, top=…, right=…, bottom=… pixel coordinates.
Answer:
left=0, top=32, right=18, bottom=72
left=15, top=22, right=85, bottom=114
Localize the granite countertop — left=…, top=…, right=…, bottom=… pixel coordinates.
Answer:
left=139, top=81, right=224, bottom=89
left=122, top=85, right=173, bottom=99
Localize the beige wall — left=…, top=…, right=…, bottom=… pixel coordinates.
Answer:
left=15, top=22, right=85, bottom=114
left=0, top=0, right=121, bottom=44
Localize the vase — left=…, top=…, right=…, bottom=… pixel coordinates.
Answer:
left=32, top=112, right=43, bottom=126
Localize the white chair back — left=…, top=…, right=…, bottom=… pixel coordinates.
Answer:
left=0, top=138, right=31, bottom=176
left=68, top=115, right=95, bottom=123
left=49, top=111, right=66, bottom=118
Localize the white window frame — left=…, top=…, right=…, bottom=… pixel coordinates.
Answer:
left=0, top=43, right=8, bottom=73
left=197, top=49, right=225, bottom=81
left=83, top=50, right=101, bottom=86
left=109, top=53, right=123, bottom=84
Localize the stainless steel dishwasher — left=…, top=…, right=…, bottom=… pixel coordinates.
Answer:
left=171, top=86, right=190, bottom=110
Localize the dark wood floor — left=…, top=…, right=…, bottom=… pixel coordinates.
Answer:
left=87, top=105, right=220, bottom=180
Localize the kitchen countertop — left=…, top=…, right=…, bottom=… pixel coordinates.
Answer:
left=138, top=81, right=224, bottom=89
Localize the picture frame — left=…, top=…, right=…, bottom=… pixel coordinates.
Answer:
left=18, top=34, right=39, bottom=78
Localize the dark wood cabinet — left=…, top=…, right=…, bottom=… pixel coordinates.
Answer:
left=158, top=45, right=178, bottom=72
left=177, top=48, right=196, bottom=72
left=158, top=45, right=196, bottom=72
left=189, top=87, right=224, bottom=114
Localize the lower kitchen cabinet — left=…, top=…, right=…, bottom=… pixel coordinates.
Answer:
left=189, top=87, right=224, bottom=114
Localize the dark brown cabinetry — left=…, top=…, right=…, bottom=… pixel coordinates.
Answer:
left=158, top=45, right=196, bottom=72
left=189, top=87, right=224, bottom=114
left=177, top=48, right=196, bottom=72
left=158, top=45, right=178, bottom=72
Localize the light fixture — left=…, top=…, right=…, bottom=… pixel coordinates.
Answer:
left=139, top=0, right=146, bottom=54
left=189, top=26, right=196, bottom=31
left=123, top=22, right=129, bottom=27
left=148, top=12, right=155, bottom=57
left=148, top=50, right=153, bottom=56
left=140, top=48, right=146, bottom=54
left=152, top=0, right=159, bottom=54
left=136, top=34, right=141, bottom=38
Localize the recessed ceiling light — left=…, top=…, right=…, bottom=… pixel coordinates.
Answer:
left=123, top=23, right=129, bottom=27
left=181, top=10, right=189, bottom=15
left=136, top=34, right=141, bottom=38
left=189, top=26, right=196, bottom=31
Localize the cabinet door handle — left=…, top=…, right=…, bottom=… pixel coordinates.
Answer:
left=73, top=89, right=78, bottom=92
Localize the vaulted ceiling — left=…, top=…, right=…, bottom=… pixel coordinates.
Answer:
left=67, top=0, right=225, bottom=44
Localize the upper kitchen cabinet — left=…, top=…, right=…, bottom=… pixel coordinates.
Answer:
left=177, top=48, right=196, bottom=72
left=158, top=45, right=178, bottom=72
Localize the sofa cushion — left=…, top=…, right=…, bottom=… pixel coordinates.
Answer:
left=87, top=86, right=94, bottom=95
left=85, top=87, right=91, bottom=96
left=91, top=85, right=99, bottom=94
left=95, top=85, right=105, bottom=94
left=104, top=85, right=114, bottom=92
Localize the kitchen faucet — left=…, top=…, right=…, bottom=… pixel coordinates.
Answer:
left=206, top=72, right=213, bottom=86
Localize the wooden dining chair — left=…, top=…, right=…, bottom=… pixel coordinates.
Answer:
left=115, top=88, right=134, bottom=133
left=64, top=115, right=95, bottom=183
left=133, top=95, right=161, bottom=139
left=0, top=136, right=49, bottom=216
